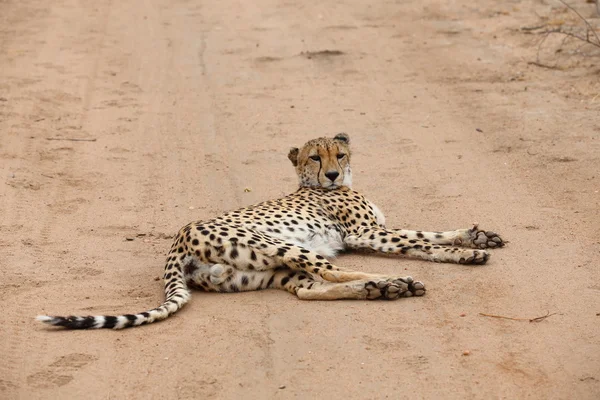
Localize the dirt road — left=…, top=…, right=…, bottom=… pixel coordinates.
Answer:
left=1, top=0, right=599, bottom=399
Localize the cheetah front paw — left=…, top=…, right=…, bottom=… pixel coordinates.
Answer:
left=365, top=276, right=426, bottom=300
left=468, top=225, right=504, bottom=249
left=458, top=250, right=489, bottom=265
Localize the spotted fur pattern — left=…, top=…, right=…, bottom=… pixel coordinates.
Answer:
left=37, top=133, right=504, bottom=329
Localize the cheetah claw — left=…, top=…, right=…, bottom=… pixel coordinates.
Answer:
left=469, top=225, right=505, bottom=249
left=365, top=276, right=426, bottom=300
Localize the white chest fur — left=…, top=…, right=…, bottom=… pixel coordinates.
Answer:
left=290, top=227, right=345, bottom=258
left=245, top=198, right=386, bottom=259
left=252, top=223, right=345, bottom=259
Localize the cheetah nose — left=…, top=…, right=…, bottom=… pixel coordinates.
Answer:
left=325, top=171, right=340, bottom=181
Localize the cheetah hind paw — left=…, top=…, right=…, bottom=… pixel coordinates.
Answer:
left=365, top=276, right=426, bottom=300
left=469, top=224, right=504, bottom=249
left=209, top=264, right=232, bottom=285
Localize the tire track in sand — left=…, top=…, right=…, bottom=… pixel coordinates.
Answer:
left=0, top=0, right=112, bottom=395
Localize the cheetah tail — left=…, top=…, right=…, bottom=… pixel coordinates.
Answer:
left=35, top=280, right=191, bottom=330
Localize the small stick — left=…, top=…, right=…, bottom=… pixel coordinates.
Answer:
left=529, top=312, right=557, bottom=322
left=527, top=61, right=561, bottom=70
left=520, top=25, right=546, bottom=31
left=46, top=137, right=97, bottom=142
left=479, top=311, right=557, bottom=323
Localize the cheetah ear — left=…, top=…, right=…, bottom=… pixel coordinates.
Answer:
left=333, top=133, right=350, bottom=145
left=288, top=147, right=299, bottom=166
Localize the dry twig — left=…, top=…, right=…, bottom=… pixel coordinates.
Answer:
left=527, top=61, right=562, bottom=69
left=529, top=1, right=600, bottom=67
left=558, top=0, right=600, bottom=47
left=479, top=311, right=557, bottom=323
left=46, top=137, right=97, bottom=142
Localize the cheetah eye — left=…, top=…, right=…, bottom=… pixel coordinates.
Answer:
left=309, top=155, right=321, bottom=162
left=337, top=154, right=345, bottom=159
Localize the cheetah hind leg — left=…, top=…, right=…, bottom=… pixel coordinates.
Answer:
left=187, top=263, right=426, bottom=300
left=296, top=277, right=425, bottom=300
left=277, top=272, right=426, bottom=301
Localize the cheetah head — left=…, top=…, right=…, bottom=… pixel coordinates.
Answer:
left=288, top=133, right=352, bottom=190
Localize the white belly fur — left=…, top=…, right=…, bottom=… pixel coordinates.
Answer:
left=250, top=200, right=385, bottom=259
left=286, top=229, right=345, bottom=259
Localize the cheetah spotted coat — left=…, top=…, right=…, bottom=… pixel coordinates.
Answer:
left=38, top=133, right=503, bottom=329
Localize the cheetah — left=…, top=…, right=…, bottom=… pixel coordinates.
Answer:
left=37, top=133, right=504, bottom=329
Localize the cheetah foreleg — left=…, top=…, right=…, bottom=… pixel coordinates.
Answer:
left=344, top=227, right=491, bottom=265
left=387, top=224, right=504, bottom=249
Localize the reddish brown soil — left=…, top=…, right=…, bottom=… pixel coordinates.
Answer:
left=1, top=0, right=599, bottom=399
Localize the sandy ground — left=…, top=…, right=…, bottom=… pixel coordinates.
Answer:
left=1, top=0, right=599, bottom=399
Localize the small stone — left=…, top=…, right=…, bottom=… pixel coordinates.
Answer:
left=154, top=276, right=161, bottom=281
left=244, top=188, right=251, bottom=192
left=462, top=350, right=471, bottom=356
left=125, top=237, right=134, bottom=241
left=460, top=313, right=466, bottom=317
left=279, top=385, right=286, bottom=389
left=476, top=128, right=483, bottom=133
